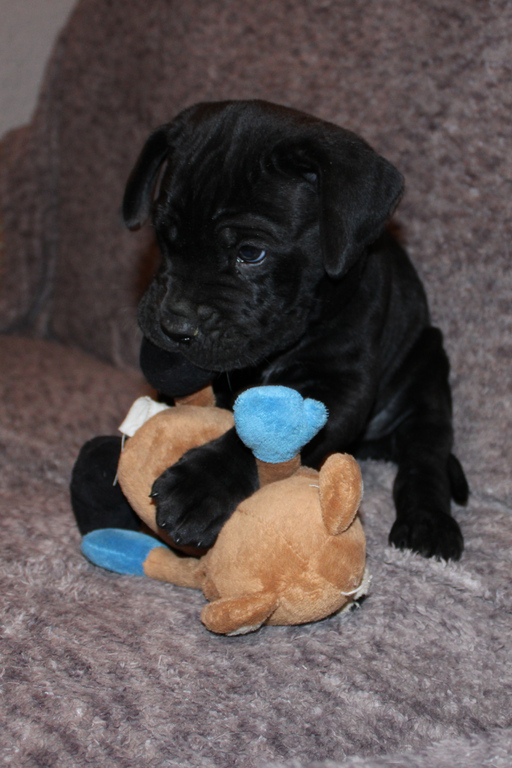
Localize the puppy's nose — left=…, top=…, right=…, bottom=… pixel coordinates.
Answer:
left=160, top=313, right=198, bottom=344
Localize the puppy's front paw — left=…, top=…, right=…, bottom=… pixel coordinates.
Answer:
left=151, top=458, right=229, bottom=549
left=389, top=510, right=463, bottom=561
left=151, top=429, right=258, bottom=550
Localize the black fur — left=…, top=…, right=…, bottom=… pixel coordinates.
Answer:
left=71, top=435, right=141, bottom=535
left=123, top=99, right=468, bottom=559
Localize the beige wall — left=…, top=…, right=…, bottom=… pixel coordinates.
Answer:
left=0, top=0, right=78, bottom=138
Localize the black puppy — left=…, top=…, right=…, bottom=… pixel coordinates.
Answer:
left=121, top=99, right=468, bottom=560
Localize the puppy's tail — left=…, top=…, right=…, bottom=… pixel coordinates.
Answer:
left=447, top=453, right=470, bottom=505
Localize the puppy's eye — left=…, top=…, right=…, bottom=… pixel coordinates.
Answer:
left=237, top=245, right=266, bottom=264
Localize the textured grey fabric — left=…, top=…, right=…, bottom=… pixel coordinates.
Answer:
left=0, top=0, right=511, bottom=766
left=1, top=337, right=511, bottom=768
left=266, top=726, right=512, bottom=768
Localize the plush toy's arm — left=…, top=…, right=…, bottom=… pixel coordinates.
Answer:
left=201, top=592, right=279, bottom=636
left=233, top=386, right=328, bottom=486
left=81, top=529, right=203, bottom=588
left=261, top=351, right=379, bottom=468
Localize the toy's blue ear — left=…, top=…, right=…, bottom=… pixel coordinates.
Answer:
left=233, top=386, right=328, bottom=463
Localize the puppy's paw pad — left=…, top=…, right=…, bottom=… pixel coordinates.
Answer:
left=389, top=512, right=463, bottom=561
left=152, top=467, right=225, bottom=548
left=151, top=437, right=257, bottom=549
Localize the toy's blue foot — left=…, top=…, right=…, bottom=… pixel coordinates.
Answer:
left=233, top=386, right=328, bottom=463
left=81, top=529, right=163, bottom=576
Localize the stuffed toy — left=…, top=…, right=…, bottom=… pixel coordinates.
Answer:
left=81, top=384, right=369, bottom=635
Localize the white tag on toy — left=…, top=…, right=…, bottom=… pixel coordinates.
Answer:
left=118, top=396, right=171, bottom=437
left=340, top=567, right=372, bottom=600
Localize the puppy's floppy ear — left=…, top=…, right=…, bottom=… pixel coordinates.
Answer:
left=122, top=127, right=171, bottom=230
left=317, top=143, right=404, bottom=279
left=274, top=132, right=404, bottom=278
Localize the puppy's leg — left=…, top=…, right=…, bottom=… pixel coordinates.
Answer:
left=151, top=427, right=259, bottom=549
left=388, top=328, right=468, bottom=560
left=71, top=436, right=141, bottom=535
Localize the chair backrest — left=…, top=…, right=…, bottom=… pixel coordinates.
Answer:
left=0, top=0, right=510, bottom=399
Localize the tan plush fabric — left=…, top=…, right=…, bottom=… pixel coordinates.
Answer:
left=256, top=454, right=301, bottom=487
left=143, top=546, right=204, bottom=589
left=320, top=454, right=364, bottom=536
left=174, top=385, right=217, bottom=408
left=200, top=458, right=366, bottom=633
left=118, top=403, right=366, bottom=635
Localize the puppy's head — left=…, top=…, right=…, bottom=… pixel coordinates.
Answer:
left=124, top=100, right=403, bottom=371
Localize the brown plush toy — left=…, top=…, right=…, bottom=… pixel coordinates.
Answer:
left=82, top=385, right=369, bottom=635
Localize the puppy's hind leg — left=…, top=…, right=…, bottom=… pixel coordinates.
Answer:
left=387, top=328, right=468, bottom=561
left=71, top=436, right=141, bottom=535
